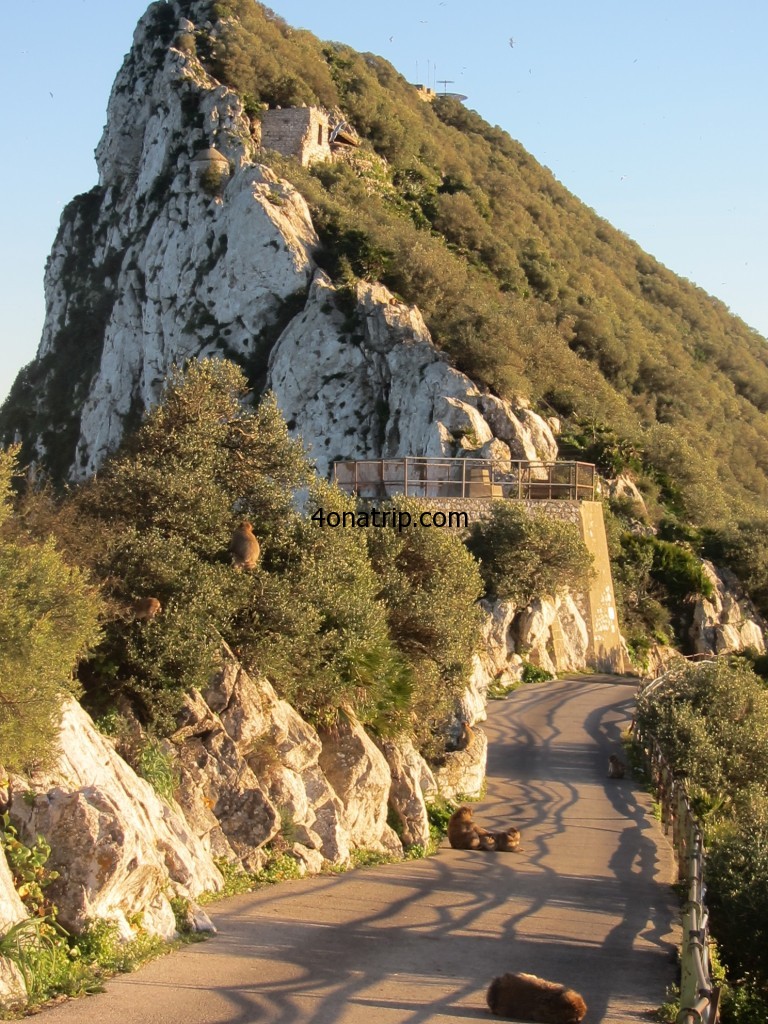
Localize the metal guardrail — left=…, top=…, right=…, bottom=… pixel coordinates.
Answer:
left=332, top=457, right=596, bottom=501
left=633, top=719, right=720, bottom=1024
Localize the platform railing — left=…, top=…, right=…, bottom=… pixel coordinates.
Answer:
left=332, top=457, right=596, bottom=501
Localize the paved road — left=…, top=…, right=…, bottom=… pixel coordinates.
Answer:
left=43, top=675, right=678, bottom=1023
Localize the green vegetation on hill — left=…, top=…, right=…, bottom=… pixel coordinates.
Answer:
left=636, top=660, right=768, bottom=1021
left=0, top=448, right=102, bottom=772
left=201, top=0, right=768, bottom=537
left=13, top=360, right=485, bottom=762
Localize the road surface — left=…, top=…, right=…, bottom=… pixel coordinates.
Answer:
left=42, top=675, right=679, bottom=1023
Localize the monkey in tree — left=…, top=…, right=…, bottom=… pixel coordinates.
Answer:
left=230, top=520, right=260, bottom=570
left=486, top=972, right=587, bottom=1022
left=132, top=596, right=162, bottom=621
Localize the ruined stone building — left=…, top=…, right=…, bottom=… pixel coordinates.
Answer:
left=260, top=107, right=358, bottom=166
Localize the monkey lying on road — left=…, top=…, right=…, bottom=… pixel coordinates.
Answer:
left=487, top=972, right=587, bottom=1023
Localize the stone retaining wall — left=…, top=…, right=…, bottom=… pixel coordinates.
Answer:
left=414, top=498, right=582, bottom=527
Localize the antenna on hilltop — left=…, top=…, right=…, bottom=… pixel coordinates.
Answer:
left=437, top=79, right=454, bottom=94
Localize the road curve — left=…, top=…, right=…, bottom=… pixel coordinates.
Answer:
left=41, top=675, right=678, bottom=1024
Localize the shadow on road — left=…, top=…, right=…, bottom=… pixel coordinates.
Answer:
left=47, top=676, right=677, bottom=1024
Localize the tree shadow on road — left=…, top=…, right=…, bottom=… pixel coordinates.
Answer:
left=94, top=677, right=677, bottom=1024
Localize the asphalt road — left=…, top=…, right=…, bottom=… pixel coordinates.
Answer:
left=42, top=675, right=679, bottom=1023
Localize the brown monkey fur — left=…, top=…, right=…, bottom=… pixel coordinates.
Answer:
left=493, top=826, right=521, bottom=852
left=608, top=753, right=626, bottom=779
left=486, top=972, right=587, bottom=1023
left=447, top=806, right=492, bottom=850
left=230, top=521, right=261, bottom=569
left=133, top=596, right=162, bottom=621
left=454, top=721, right=474, bottom=751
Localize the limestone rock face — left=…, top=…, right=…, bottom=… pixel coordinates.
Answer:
left=432, top=728, right=488, bottom=800
left=7, top=700, right=222, bottom=940
left=0, top=956, right=26, bottom=1013
left=0, top=851, right=28, bottom=1011
left=607, top=473, right=649, bottom=519
left=318, top=715, right=403, bottom=856
left=3, top=2, right=561, bottom=482
left=512, top=594, right=590, bottom=675
left=172, top=691, right=280, bottom=872
left=173, top=655, right=354, bottom=868
left=690, top=561, right=767, bottom=655
left=379, top=738, right=437, bottom=848
left=267, top=273, right=559, bottom=477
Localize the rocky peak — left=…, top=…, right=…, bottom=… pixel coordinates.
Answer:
left=2, top=0, right=559, bottom=481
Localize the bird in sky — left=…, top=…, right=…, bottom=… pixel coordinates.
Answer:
left=509, top=37, right=515, bottom=48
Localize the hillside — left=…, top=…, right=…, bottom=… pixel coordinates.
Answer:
left=2, top=0, right=768, bottom=527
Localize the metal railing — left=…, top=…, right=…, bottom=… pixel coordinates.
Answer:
left=633, top=720, right=720, bottom=1024
left=332, top=457, right=596, bottom=501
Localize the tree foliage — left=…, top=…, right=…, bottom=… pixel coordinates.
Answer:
left=466, top=502, right=593, bottom=605
left=366, top=496, right=484, bottom=756
left=0, top=448, right=102, bottom=772
left=65, top=360, right=482, bottom=756
left=636, top=660, right=768, bottom=988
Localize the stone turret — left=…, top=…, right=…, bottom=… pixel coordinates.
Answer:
left=190, top=147, right=231, bottom=190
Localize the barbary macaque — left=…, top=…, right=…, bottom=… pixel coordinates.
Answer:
left=486, top=972, right=587, bottom=1023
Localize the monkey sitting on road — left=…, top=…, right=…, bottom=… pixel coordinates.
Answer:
left=230, top=520, right=260, bottom=570
left=447, top=806, right=493, bottom=850
left=448, top=807, right=522, bottom=852
left=608, top=753, right=626, bottom=779
left=486, top=972, right=587, bottom=1023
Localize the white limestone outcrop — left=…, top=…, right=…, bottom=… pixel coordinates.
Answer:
left=267, top=273, right=560, bottom=477
left=689, top=560, right=766, bottom=655
left=13, top=2, right=560, bottom=483
left=0, top=849, right=27, bottom=1011
left=7, top=700, right=222, bottom=940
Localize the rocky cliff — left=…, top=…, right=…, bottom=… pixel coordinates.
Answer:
left=2, top=2, right=766, bottom=1007
left=2, top=0, right=558, bottom=483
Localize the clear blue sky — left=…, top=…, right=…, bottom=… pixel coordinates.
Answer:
left=1, top=0, right=766, bottom=405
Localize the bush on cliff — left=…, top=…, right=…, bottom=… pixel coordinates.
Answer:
left=0, top=447, right=102, bottom=772
left=466, top=501, right=594, bottom=605
left=70, top=359, right=481, bottom=752
left=635, top=659, right=768, bottom=992
left=366, top=495, right=484, bottom=757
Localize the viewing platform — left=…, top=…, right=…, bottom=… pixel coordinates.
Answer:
left=332, top=457, right=597, bottom=502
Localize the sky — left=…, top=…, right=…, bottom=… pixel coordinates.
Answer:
left=1, top=0, right=766, bottom=406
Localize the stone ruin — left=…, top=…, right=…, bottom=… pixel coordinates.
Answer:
left=260, top=106, right=358, bottom=166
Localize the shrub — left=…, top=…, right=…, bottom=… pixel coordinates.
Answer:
left=636, top=660, right=768, bottom=992
left=136, top=739, right=179, bottom=802
left=706, top=788, right=768, bottom=984
left=635, top=659, right=768, bottom=800
left=0, top=447, right=102, bottom=771
left=467, top=502, right=593, bottom=605
left=366, top=497, right=483, bottom=757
